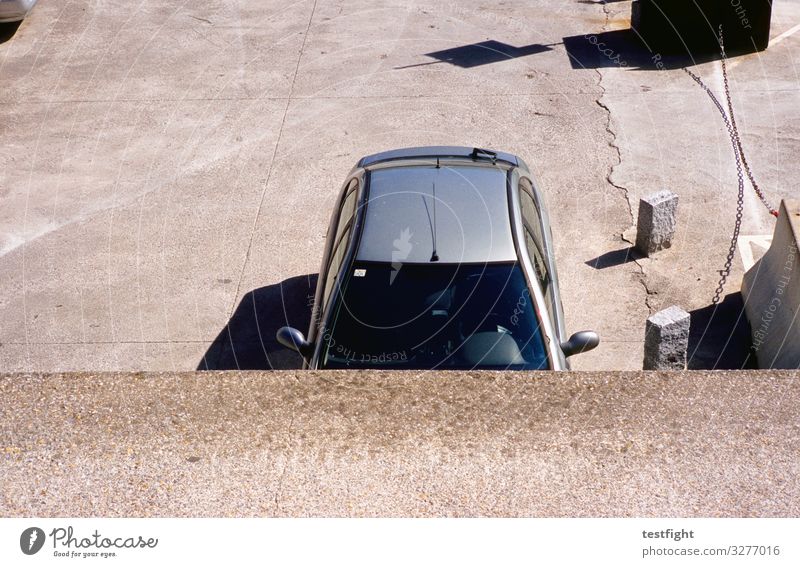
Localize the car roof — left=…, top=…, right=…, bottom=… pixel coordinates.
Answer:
left=355, top=162, right=518, bottom=264
left=357, top=145, right=523, bottom=169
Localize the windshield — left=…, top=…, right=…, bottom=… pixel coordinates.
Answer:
left=321, top=262, right=549, bottom=369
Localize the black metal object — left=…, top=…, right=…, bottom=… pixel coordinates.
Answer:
left=631, top=0, right=772, bottom=55
left=469, top=147, right=497, bottom=163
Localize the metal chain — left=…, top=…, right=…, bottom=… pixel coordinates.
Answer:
left=719, top=42, right=780, bottom=217
left=682, top=25, right=775, bottom=305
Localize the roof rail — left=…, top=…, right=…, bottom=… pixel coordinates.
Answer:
left=357, top=146, right=519, bottom=168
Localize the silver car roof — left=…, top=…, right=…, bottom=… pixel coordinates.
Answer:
left=357, top=145, right=526, bottom=170
left=355, top=163, right=517, bottom=264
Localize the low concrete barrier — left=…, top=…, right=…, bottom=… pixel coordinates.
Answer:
left=1, top=371, right=798, bottom=517
left=742, top=200, right=800, bottom=368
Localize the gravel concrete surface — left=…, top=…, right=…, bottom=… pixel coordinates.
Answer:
left=1, top=370, right=798, bottom=517
left=3, top=1, right=797, bottom=372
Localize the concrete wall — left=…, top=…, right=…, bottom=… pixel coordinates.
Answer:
left=742, top=200, right=800, bottom=368
left=1, top=371, right=798, bottom=517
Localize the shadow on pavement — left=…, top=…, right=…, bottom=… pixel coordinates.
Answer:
left=0, top=21, right=22, bottom=45
left=396, top=40, right=555, bottom=70
left=585, top=246, right=641, bottom=269
left=563, top=29, right=723, bottom=70
left=688, top=292, right=756, bottom=369
left=199, top=274, right=318, bottom=370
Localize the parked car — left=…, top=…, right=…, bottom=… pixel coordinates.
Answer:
left=277, top=146, right=599, bottom=370
left=0, top=0, right=37, bottom=23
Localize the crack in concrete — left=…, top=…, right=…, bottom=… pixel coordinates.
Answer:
left=595, top=95, right=634, bottom=227
left=595, top=3, right=634, bottom=228
left=188, top=15, right=213, bottom=25
left=595, top=2, right=654, bottom=317
left=634, top=261, right=658, bottom=315
left=619, top=231, right=656, bottom=313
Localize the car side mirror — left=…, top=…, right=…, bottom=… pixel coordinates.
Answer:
left=276, top=326, right=313, bottom=358
left=561, top=331, right=599, bottom=357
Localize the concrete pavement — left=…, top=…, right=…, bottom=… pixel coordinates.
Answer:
left=1, top=370, right=798, bottom=517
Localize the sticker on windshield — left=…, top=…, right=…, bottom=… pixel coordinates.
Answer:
left=354, top=269, right=367, bottom=277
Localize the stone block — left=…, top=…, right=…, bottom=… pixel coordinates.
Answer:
left=636, top=190, right=679, bottom=257
left=643, top=305, right=690, bottom=370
